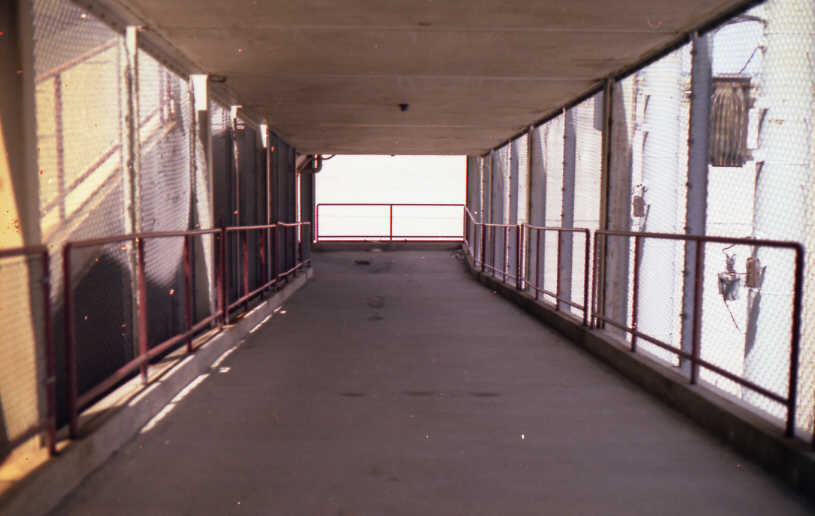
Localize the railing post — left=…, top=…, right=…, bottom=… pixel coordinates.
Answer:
left=63, top=245, right=78, bottom=437
left=690, top=240, right=703, bottom=384
left=583, top=230, right=590, bottom=327
left=631, top=235, right=642, bottom=353
left=503, top=226, right=508, bottom=283
left=314, top=204, right=320, bottom=243
left=241, top=230, right=249, bottom=312
left=516, top=225, right=523, bottom=290
left=222, top=229, right=230, bottom=325
left=136, top=238, right=149, bottom=383
left=41, top=250, right=56, bottom=455
left=389, top=204, right=394, bottom=241
left=789, top=245, right=804, bottom=439
left=462, top=206, right=467, bottom=244
left=535, top=229, right=541, bottom=301
left=480, top=224, right=487, bottom=272
left=555, top=231, right=561, bottom=311
left=183, top=235, right=193, bottom=353
left=275, top=224, right=282, bottom=284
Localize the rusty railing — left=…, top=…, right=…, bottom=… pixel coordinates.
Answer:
left=315, top=203, right=464, bottom=242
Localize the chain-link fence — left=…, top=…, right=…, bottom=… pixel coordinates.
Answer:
left=464, top=0, right=815, bottom=440
left=0, top=250, right=49, bottom=454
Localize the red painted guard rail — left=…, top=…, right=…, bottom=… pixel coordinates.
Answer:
left=591, top=230, right=805, bottom=440
left=63, top=223, right=311, bottom=437
left=315, top=203, right=464, bottom=242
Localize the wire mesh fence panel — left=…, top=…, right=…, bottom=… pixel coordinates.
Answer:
left=702, top=1, right=815, bottom=435
left=0, top=253, right=47, bottom=451
left=569, top=94, right=603, bottom=316
left=137, top=50, right=191, bottom=350
left=67, top=242, right=135, bottom=402
left=627, top=45, right=692, bottom=365
left=31, top=0, right=130, bottom=425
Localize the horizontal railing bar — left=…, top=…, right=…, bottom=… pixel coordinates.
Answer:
left=67, top=229, right=222, bottom=248
left=0, top=245, right=48, bottom=258
left=597, top=230, right=803, bottom=251
left=594, top=315, right=789, bottom=406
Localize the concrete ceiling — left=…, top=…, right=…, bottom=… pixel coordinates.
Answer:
left=112, top=0, right=753, bottom=155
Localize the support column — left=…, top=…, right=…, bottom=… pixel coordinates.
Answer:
left=559, top=109, right=576, bottom=310
left=679, top=33, right=712, bottom=374
left=190, top=74, right=215, bottom=315
left=121, top=26, right=142, bottom=361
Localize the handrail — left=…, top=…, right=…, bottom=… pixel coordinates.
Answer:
left=592, top=229, right=805, bottom=439
left=462, top=211, right=807, bottom=443
left=315, top=203, right=464, bottom=242
left=61, top=223, right=312, bottom=437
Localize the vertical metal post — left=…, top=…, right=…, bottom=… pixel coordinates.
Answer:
left=314, top=204, right=320, bottom=242
left=535, top=229, right=541, bottom=300
left=275, top=225, right=282, bottom=283
left=516, top=225, right=523, bottom=290
left=63, top=245, right=78, bottom=437
left=690, top=239, right=704, bottom=384
left=222, top=230, right=230, bottom=325
left=216, top=229, right=224, bottom=329
left=480, top=224, right=487, bottom=272
left=389, top=204, right=394, bottom=241
left=555, top=232, right=561, bottom=311
left=788, top=245, right=804, bottom=439
left=41, top=251, right=56, bottom=454
left=136, top=238, right=148, bottom=383
left=631, top=235, right=642, bottom=352
left=583, top=230, right=590, bottom=327
left=241, top=230, right=249, bottom=310
left=183, top=235, right=193, bottom=353
left=503, top=226, right=508, bottom=282
left=462, top=206, right=467, bottom=245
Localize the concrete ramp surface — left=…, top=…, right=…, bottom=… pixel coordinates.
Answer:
left=52, top=250, right=813, bottom=515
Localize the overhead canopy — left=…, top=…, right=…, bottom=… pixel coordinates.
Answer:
left=108, top=0, right=754, bottom=155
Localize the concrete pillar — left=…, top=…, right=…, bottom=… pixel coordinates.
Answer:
left=121, top=26, right=142, bottom=361
left=527, top=126, right=547, bottom=293
left=679, top=33, right=712, bottom=374
left=190, top=74, right=215, bottom=316
left=559, top=109, right=576, bottom=310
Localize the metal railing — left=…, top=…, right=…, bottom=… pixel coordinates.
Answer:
left=224, top=223, right=312, bottom=323
left=315, top=203, right=465, bottom=242
left=591, top=230, right=805, bottom=439
left=462, top=211, right=808, bottom=444
left=0, top=246, right=55, bottom=455
left=464, top=208, right=591, bottom=326
left=526, top=224, right=591, bottom=327
left=62, top=222, right=311, bottom=437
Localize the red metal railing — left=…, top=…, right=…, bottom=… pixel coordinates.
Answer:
left=0, top=246, right=55, bottom=455
left=223, top=222, right=311, bottom=324
left=591, top=230, right=805, bottom=439
left=463, top=209, right=808, bottom=444
left=63, top=223, right=312, bottom=436
left=525, top=224, right=591, bottom=327
left=315, top=203, right=465, bottom=242
left=463, top=208, right=591, bottom=325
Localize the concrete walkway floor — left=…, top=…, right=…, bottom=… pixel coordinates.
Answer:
left=52, top=249, right=814, bottom=516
